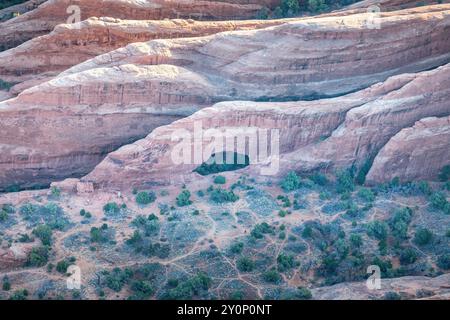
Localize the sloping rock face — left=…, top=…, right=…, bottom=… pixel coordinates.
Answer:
left=77, top=62, right=450, bottom=190
left=61, top=6, right=450, bottom=101
left=312, top=273, right=450, bottom=300
left=0, top=0, right=279, bottom=51
left=0, top=17, right=288, bottom=93
left=282, top=63, right=450, bottom=175
left=366, top=116, right=450, bottom=183
left=2, top=5, right=450, bottom=191
left=0, top=243, right=32, bottom=271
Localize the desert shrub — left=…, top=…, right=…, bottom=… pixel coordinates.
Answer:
left=295, top=287, right=312, bottom=300
left=438, top=165, right=450, bottom=181
left=26, top=246, right=50, bottom=267
left=19, top=203, right=70, bottom=230
left=357, top=188, right=375, bottom=202
left=50, top=186, right=61, bottom=198
left=308, top=0, right=328, bottom=13
left=213, top=175, right=226, bottom=185
left=280, top=171, right=301, bottom=192
left=349, top=234, right=363, bottom=248
left=384, top=292, right=401, bottom=300
left=126, top=231, right=170, bottom=258
left=399, top=247, right=418, bottom=265
left=9, top=289, right=28, bottom=300
left=32, top=225, right=53, bottom=246
left=103, top=202, right=120, bottom=215
left=131, top=215, right=160, bottom=236
left=135, top=191, right=156, bottom=205
left=308, top=172, right=328, bottom=186
left=236, top=257, right=255, bottom=272
left=281, top=0, right=300, bottom=16
left=162, top=272, right=211, bottom=300
left=251, top=222, right=274, bottom=239
left=104, top=268, right=133, bottom=292
left=229, top=242, right=244, bottom=255
left=130, top=280, right=154, bottom=299
left=262, top=269, right=282, bottom=283
left=56, top=257, right=76, bottom=274
left=389, top=207, right=413, bottom=240
left=437, top=254, right=450, bottom=270
left=335, top=169, right=355, bottom=194
left=90, top=224, right=111, bottom=243
left=209, top=188, right=239, bottom=204
left=429, top=192, right=450, bottom=214
left=277, top=253, right=297, bottom=272
left=366, top=221, right=388, bottom=241
left=2, top=276, right=11, bottom=291
left=176, top=190, right=192, bottom=207
left=277, top=195, right=291, bottom=207
left=229, top=290, right=244, bottom=300
left=413, top=228, right=433, bottom=246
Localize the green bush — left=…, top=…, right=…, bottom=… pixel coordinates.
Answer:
left=399, top=247, right=418, bottom=265
left=349, top=234, right=363, bottom=248
left=135, top=191, right=156, bottom=205
left=130, top=280, right=154, bottom=299
left=104, top=268, right=133, bottom=292
left=413, top=228, right=433, bottom=246
left=176, top=190, right=192, bottom=207
left=229, top=242, right=244, bottom=255
left=281, top=0, right=300, bottom=16
left=308, top=0, right=328, bottom=12
left=308, top=172, right=328, bottom=186
left=438, top=165, right=450, bottom=181
left=384, top=291, right=401, bottom=300
left=335, top=169, right=355, bottom=194
left=103, top=202, right=120, bottom=215
left=357, top=188, right=375, bottom=202
left=9, top=289, right=28, bottom=300
left=26, top=246, right=50, bottom=267
left=209, top=188, right=239, bottom=204
left=277, top=253, right=296, bottom=272
left=262, top=269, right=282, bottom=283
left=236, top=257, right=255, bottom=272
left=2, top=276, right=11, bottom=291
left=251, top=222, right=274, bottom=239
left=280, top=171, right=301, bottom=192
left=437, top=254, right=450, bottom=270
left=213, top=175, right=226, bottom=185
left=389, top=207, right=413, bottom=240
left=32, top=225, right=53, bottom=246
left=366, top=220, right=388, bottom=241
left=56, top=259, right=72, bottom=274
left=429, top=192, right=450, bottom=214
left=296, top=287, right=312, bottom=300
left=163, top=272, right=211, bottom=300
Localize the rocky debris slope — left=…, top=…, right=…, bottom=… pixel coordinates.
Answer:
left=2, top=5, right=450, bottom=191
left=312, top=273, right=450, bottom=300
left=366, top=116, right=450, bottom=183
left=0, top=17, right=289, bottom=94
left=0, top=0, right=279, bottom=51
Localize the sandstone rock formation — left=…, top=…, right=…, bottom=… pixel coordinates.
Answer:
left=366, top=116, right=450, bottom=183
left=0, top=17, right=289, bottom=93
left=75, top=62, right=450, bottom=190
left=0, top=0, right=280, bottom=51
left=73, top=71, right=416, bottom=189
left=2, top=5, right=450, bottom=191
left=282, top=63, right=450, bottom=176
left=0, top=243, right=32, bottom=271
left=312, top=273, right=450, bottom=300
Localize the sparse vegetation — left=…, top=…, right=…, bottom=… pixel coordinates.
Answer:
left=209, top=188, right=239, bottom=204
left=236, top=256, right=255, bottom=272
